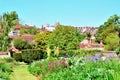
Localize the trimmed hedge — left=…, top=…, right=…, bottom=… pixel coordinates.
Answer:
left=22, top=49, right=44, bottom=63
left=13, top=53, right=22, bottom=62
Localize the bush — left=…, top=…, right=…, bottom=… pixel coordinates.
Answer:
left=13, top=53, right=22, bottom=62
left=0, top=72, right=10, bottom=80
left=22, top=49, right=44, bottom=63
left=75, top=49, right=101, bottom=57
left=2, top=58, right=14, bottom=63
left=28, top=61, right=42, bottom=76
left=28, top=58, right=68, bottom=77
left=0, top=63, right=12, bottom=80
left=116, top=47, right=120, bottom=55
left=43, top=58, right=120, bottom=80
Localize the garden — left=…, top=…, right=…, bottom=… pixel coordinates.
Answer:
left=0, top=11, right=120, bottom=80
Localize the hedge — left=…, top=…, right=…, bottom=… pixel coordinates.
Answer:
left=13, top=53, right=22, bottom=62
left=22, top=49, right=44, bottom=63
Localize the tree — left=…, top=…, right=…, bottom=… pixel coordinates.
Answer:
left=48, top=25, right=85, bottom=51
left=0, top=11, right=19, bottom=51
left=100, top=26, right=116, bottom=44
left=104, top=33, right=119, bottom=50
left=96, top=15, right=120, bottom=43
left=34, top=32, right=51, bottom=50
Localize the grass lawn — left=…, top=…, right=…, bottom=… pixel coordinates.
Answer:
left=10, top=62, right=38, bottom=80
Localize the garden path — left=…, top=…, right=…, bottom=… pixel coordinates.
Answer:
left=10, top=62, right=38, bottom=80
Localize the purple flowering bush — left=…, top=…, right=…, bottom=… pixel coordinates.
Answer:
left=28, top=58, right=68, bottom=77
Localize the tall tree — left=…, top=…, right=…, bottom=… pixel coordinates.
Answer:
left=48, top=25, right=85, bottom=51
left=0, top=11, right=19, bottom=51
left=34, top=32, right=51, bottom=50
left=96, top=15, right=120, bottom=43
left=104, top=33, right=119, bottom=50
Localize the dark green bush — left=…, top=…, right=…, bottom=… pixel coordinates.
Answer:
left=13, top=53, right=22, bottom=62
left=22, top=49, right=44, bottom=63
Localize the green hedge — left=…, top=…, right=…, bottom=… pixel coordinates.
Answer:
left=13, top=53, right=22, bottom=62
left=22, top=49, right=44, bottom=63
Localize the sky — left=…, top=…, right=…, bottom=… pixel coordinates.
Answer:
left=0, top=0, right=120, bottom=27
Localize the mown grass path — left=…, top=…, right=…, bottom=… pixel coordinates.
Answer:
left=10, top=63, right=38, bottom=80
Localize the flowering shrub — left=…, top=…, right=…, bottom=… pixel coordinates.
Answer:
left=28, top=58, right=68, bottom=77
left=43, top=58, right=120, bottom=80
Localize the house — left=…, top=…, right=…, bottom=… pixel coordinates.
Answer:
left=80, top=38, right=103, bottom=50
left=8, top=30, right=20, bottom=37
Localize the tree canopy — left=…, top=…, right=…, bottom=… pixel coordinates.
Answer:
left=95, top=15, right=120, bottom=43
left=0, top=11, right=19, bottom=51
left=34, top=32, right=51, bottom=50
left=95, top=14, right=120, bottom=50
left=48, top=25, right=85, bottom=51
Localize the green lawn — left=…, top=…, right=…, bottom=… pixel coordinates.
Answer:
left=10, top=62, right=38, bottom=80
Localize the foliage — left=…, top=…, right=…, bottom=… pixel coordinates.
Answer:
left=74, top=49, right=101, bottom=56
left=13, top=53, right=22, bottom=62
left=54, top=46, right=60, bottom=57
left=28, top=58, right=68, bottom=77
left=46, top=45, right=51, bottom=59
left=0, top=11, right=19, bottom=51
left=48, top=25, right=85, bottom=51
left=58, top=49, right=101, bottom=57
left=100, top=26, right=116, bottom=43
left=43, top=57, right=120, bottom=80
left=20, top=27, right=37, bottom=35
left=0, top=58, right=14, bottom=63
left=22, top=49, right=44, bottom=63
left=0, top=63, right=12, bottom=80
left=13, top=37, right=32, bottom=50
left=104, top=33, right=119, bottom=50
left=3, top=58, right=14, bottom=63
left=115, top=47, right=120, bottom=55
left=96, top=15, right=120, bottom=43
left=34, top=32, right=51, bottom=50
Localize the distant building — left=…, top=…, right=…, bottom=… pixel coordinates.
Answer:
left=41, top=24, right=55, bottom=32
left=80, top=38, right=104, bottom=50
left=75, top=27, right=98, bottom=35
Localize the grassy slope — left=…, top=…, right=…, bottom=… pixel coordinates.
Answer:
left=10, top=63, right=37, bottom=80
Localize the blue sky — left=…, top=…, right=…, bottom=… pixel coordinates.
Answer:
left=0, top=0, right=120, bottom=27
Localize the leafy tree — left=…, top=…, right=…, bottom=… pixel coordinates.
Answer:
left=34, top=32, right=51, bottom=50
left=48, top=25, right=85, bottom=51
left=96, top=15, right=120, bottom=43
left=0, top=11, right=19, bottom=51
left=100, top=26, right=116, bottom=44
left=104, top=33, right=119, bottom=50
left=14, top=37, right=32, bottom=50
